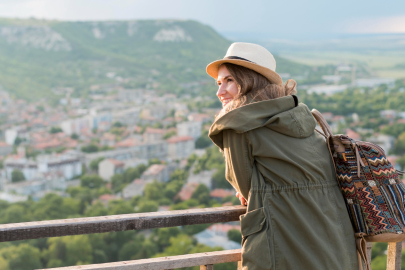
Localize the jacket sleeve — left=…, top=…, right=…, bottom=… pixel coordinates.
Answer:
left=222, top=130, right=253, bottom=200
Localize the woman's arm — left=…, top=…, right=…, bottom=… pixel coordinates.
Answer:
left=223, top=130, right=253, bottom=202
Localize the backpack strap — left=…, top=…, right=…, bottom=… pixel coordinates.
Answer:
left=311, top=109, right=334, bottom=138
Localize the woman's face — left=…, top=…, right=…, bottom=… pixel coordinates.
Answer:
left=216, top=65, right=239, bottom=107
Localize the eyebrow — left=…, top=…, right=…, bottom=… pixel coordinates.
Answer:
left=217, top=75, right=233, bottom=82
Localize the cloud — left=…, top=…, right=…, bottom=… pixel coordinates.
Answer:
left=343, top=15, right=405, bottom=33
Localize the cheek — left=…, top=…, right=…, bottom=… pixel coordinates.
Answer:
left=229, top=83, right=239, bottom=98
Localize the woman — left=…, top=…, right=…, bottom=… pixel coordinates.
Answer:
left=206, top=43, right=359, bottom=270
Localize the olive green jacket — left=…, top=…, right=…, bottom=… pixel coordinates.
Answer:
left=209, top=96, right=358, bottom=270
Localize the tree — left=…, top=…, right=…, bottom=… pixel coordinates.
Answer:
left=195, top=130, right=212, bottom=149
left=70, top=133, right=79, bottom=140
left=81, top=144, right=99, bottom=153
left=0, top=244, right=42, bottom=270
left=11, top=169, right=25, bottom=183
left=108, top=200, right=134, bottom=215
left=191, top=184, right=210, bottom=205
left=50, top=126, right=63, bottom=134
left=227, top=229, right=242, bottom=243
left=393, top=132, right=405, bottom=155
left=212, top=164, right=230, bottom=189
left=90, top=157, right=105, bottom=172
left=144, top=181, right=165, bottom=201
left=137, top=200, right=159, bottom=213
left=80, top=175, right=105, bottom=189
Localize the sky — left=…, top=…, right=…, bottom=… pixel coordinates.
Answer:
left=0, top=0, right=404, bottom=39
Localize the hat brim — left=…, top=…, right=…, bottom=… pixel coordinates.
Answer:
left=206, top=59, right=283, bottom=85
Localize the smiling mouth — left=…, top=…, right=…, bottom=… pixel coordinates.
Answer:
left=221, top=99, right=232, bottom=105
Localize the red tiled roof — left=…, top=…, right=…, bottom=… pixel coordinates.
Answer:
left=167, top=136, right=194, bottom=143
left=107, top=159, right=125, bottom=167
left=145, top=127, right=166, bottom=134
left=210, top=189, right=235, bottom=198
left=176, top=183, right=199, bottom=201
left=345, top=129, right=361, bottom=140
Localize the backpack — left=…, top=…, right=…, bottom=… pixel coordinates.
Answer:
left=311, top=109, right=405, bottom=270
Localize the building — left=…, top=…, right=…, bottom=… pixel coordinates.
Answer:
left=118, top=89, right=143, bottom=103
left=177, top=121, right=202, bottom=140
left=4, top=151, right=82, bottom=182
left=0, top=141, right=12, bottom=156
left=167, top=136, right=195, bottom=160
left=355, top=78, right=395, bottom=88
left=307, top=85, right=348, bottom=95
left=141, top=164, right=168, bottom=182
left=113, top=107, right=141, bottom=125
left=60, top=116, right=92, bottom=136
left=85, top=141, right=168, bottom=167
left=5, top=126, right=30, bottom=145
left=194, top=224, right=241, bottom=250
left=176, top=183, right=199, bottom=201
left=122, top=179, right=146, bottom=199
left=367, top=134, right=395, bottom=154
left=143, top=127, right=165, bottom=143
left=98, top=159, right=125, bottom=181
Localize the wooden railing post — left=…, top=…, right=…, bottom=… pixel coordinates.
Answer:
left=237, top=261, right=242, bottom=270
left=387, top=242, right=402, bottom=270
left=200, top=264, right=213, bottom=270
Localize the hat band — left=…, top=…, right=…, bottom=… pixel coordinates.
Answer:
left=224, top=56, right=256, bottom=64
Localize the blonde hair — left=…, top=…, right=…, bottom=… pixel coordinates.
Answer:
left=217, top=63, right=297, bottom=118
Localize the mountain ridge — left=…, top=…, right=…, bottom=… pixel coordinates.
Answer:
left=0, top=18, right=309, bottom=100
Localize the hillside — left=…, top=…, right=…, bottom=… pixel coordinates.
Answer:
left=0, top=18, right=309, bottom=100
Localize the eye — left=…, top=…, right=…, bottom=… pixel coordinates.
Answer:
left=227, top=78, right=233, bottom=82
left=217, top=81, right=221, bottom=86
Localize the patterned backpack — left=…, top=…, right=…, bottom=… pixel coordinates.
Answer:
left=311, top=109, right=405, bottom=270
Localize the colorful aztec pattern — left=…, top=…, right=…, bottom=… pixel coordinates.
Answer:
left=332, top=136, right=405, bottom=236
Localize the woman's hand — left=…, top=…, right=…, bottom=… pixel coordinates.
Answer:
left=235, top=192, right=247, bottom=206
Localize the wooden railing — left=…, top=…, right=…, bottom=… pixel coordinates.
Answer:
left=0, top=205, right=402, bottom=270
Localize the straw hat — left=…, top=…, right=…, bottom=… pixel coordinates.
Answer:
left=206, top=42, right=282, bottom=85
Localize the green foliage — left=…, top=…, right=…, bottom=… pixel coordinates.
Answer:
left=108, top=200, right=134, bottom=215
left=89, top=157, right=104, bottom=172
left=70, top=133, right=79, bottom=140
left=0, top=243, right=42, bottom=270
left=50, top=126, right=63, bottom=134
left=212, top=164, right=230, bottom=189
left=81, top=144, right=100, bottom=153
left=144, top=181, right=165, bottom=201
left=80, top=175, right=105, bottom=189
left=393, top=132, right=405, bottom=155
left=11, top=169, right=25, bottom=183
left=148, top=158, right=161, bottom=166
left=193, top=146, right=224, bottom=173
left=163, top=130, right=177, bottom=139
left=227, top=229, right=242, bottom=243
left=137, top=200, right=159, bottom=213
left=112, top=122, right=124, bottom=128
left=191, top=184, right=210, bottom=205
left=381, top=123, right=405, bottom=137
left=195, top=130, right=212, bottom=149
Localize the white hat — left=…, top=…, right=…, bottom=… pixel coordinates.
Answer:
left=206, top=42, right=282, bottom=85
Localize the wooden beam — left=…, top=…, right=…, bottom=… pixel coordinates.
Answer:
left=0, top=206, right=246, bottom=242
left=387, top=242, right=402, bottom=270
left=37, top=249, right=241, bottom=270
left=200, top=264, right=213, bottom=270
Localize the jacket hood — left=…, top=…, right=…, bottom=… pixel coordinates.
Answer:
left=209, top=95, right=316, bottom=149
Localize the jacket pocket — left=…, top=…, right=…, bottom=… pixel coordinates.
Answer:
left=240, top=207, right=272, bottom=270
left=240, top=207, right=266, bottom=238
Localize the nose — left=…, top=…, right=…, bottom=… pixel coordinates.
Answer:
left=216, top=84, right=227, bottom=97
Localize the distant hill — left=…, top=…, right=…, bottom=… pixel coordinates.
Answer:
left=0, top=18, right=309, bottom=100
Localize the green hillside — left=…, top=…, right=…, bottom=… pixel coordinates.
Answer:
left=0, top=18, right=309, bottom=100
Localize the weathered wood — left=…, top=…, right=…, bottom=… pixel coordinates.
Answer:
left=37, top=249, right=242, bottom=270
left=366, top=242, right=372, bottom=264
left=0, top=206, right=246, bottom=242
left=237, top=260, right=242, bottom=270
left=200, top=264, right=213, bottom=270
left=387, top=242, right=402, bottom=270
